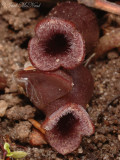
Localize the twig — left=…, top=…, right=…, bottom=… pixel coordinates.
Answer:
left=24, top=66, right=36, bottom=71
left=94, top=28, right=120, bottom=60
left=84, top=53, right=96, bottom=67
left=78, top=0, right=120, bottom=16
left=28, top=119, right=45, bottom=134
left=108, top=95, right=120, bottom=106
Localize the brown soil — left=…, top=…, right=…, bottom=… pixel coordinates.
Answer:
left=0, top=0, right=120, bottom=160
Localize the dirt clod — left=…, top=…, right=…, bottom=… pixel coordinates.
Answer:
left=0, top=100, right=8, bottom=117
left=29, top=128, right=47, bottom=146
left=6, top=105, right=36, bottom=120
left=10, top=121, right=32, bottom=143
left=107, top=51, right=119, bottom=60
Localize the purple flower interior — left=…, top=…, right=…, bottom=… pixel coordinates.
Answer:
left=52, top=112, right=79, bottom=137
left=43, top=104, right=94, bottom=155
left=28, top=17, right=85, bottom=71
left=44, top=33, right=71, bottom=56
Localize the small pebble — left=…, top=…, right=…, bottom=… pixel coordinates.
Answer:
left=78, top=147, right=83, bottom=153
left=9, top=83, right=18, bottom=93
left=10, top=121, right=32, bottom=143
left=24, top=61, right=32, bottom=69
left=0, top=100, right=8, bottom=117
left=107, top=51, right=119, bottom=60
left=118, top=135, right=120, bottom=141
left=6, top=105, right=36, bottom=120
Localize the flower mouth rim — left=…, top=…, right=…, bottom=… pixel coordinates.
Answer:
left=42, top=103, right=94, bottom=155
left=42, top=103, right=94, bottom=136
left=28, top=17, right=85, bottom=71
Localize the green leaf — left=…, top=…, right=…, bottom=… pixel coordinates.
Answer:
left=7, top=152, right=14, bottom=157
left=8, top=151, right=27, bottom=159
left=4, top=142, right=11, bottom=154
left=4, top=142, right=27, bottom=159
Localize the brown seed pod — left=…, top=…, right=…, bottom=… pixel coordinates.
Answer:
left=13, top=68, right=73, bottom=110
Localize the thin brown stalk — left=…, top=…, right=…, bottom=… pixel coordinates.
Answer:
left=28, top=119, right=46, bottom=134
left=78, top=0, right=120, bottom=16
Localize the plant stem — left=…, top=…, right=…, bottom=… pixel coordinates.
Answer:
left=28, top=119, right=46, bottom=134
left=78, top=0, right=120, bottom=15
left=0, top=144, right=7, bottom=160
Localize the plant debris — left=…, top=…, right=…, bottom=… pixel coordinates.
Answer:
left=78, top=0, right=120, bottom=15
